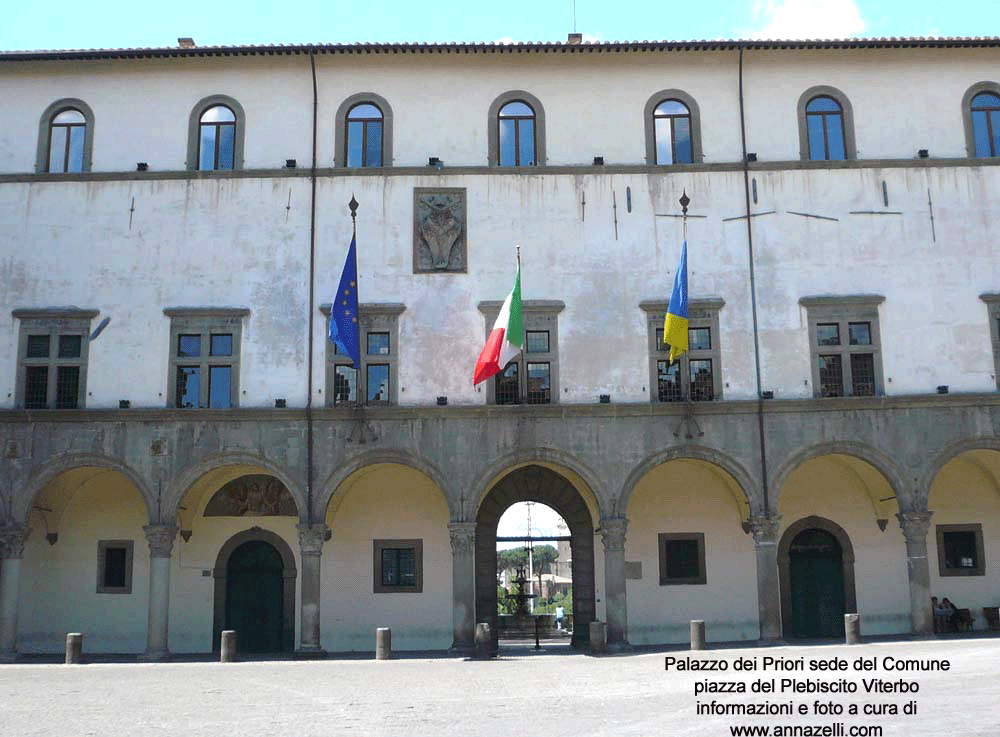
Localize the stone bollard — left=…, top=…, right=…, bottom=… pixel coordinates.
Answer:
left=65, top=633, right=83, bottom=664
left=845, top=613, right=862, bottom=645
left=220, top=630, right=237, bottom=662
left=474, top=622, right=493, bottom=659
left=690, top=620, right=706, bottom=651
left=376, top=627, right=392, bottom=660
left=589, top=621, right=607, bottom=655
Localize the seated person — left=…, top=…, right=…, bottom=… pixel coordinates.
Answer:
left=931, top=596, right=948, bottom=633
left=940, top=597, right=959, bottom=632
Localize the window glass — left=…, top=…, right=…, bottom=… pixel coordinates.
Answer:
left=806, top=96, right=841, bottom=113
left=499, top=119, right=517, bottom=166
left=367, top=364, right=389, bottom=403
left=848, top=322, right=871, bottom=345
left=807, top=114, right=827, bottom=160
left=208, top=365, right=232, bottom=408
left=663, top=538, right=699, bottom=580
left=53, top=109, right=85, bottom=124
left=496, top=362, right=519, bottom=405
left=657, top=360, right=681, bottom=402
left=656, top=99, right=689, bottom=116
left=688, top=327, right=711, bottom=351
left=350, top=103, right=382, bottom=119
left=365, top=122, right=383, bottom=166
left=199, top=126, right=217, bottom=170
left=333, top=365, right=357, bottom=403
left=66, top=126, right=85, bottom=172
left=673, top=117, right=692, bottom=164
left=24, top=366, right=48, bottom=409
left=850, top=353, right=876, bottom=396
left=818, top=354, right=843, bottom=397
left=346, top=120, right=364, bottom=167
left=817, top=324, right=840, bottom=346
left=525, top=330, right=549, bottom=353
left=826, top=115, right=846, bottom=160
left=217, top=125, right=235, bottom=170
left=58, top=334, right=81, bottom=359
left=176, top=366, right=200, bottom=408
left=526, top=362, right=550, bottom=404
left=655, top=117, right=674, bottom=164
left=942, top=530, right=978, bottom=570
left=210, top=333, right=233, bottom=356
left=48, top=126, right=68, bottom=172
left=55, top=366, right=80, bottom=409
left=499, top=101, right=533, bottom=117
left=381, top=548, right=416, bottom=587
left=103, top=546, right=128, bottom=588
left=178, top=335, right=201, bottom=357
left=518, top=119, right=535, bottom=165
left=367, top=332, right=390, bottom=356
left=201, top=105, right=235, bottom=123
left=689, top=359, right=714, bottom=401
left=27, top=335, right=50, bottom=358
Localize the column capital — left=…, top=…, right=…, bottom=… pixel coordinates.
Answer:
left=448, top=522, right=477, bottom=556
left=297, top=523, right=329, bottom=555
left=600, top=517, right=628, bottom=553
left=896, top=511, right=933, bottom=541
left=143, top=524, right=178, bottom=558
left=748, top=515, right=782, bottom=545
left=0, top=526, right=29, bottom=560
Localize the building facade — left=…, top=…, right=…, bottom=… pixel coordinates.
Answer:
left=1, top=37, right=1000, bottom=658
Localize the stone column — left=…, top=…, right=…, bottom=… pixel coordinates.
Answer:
left=0, top=526, right=29, bottom=662
left=142, top=524, right=177, bottom=661
left=600, top=516, right=630, bottom=651
left=297, top=523, right=328, bottom=655
left=448, top=521, right=477, bottom=653
left=897, top=511, right=934, bottom=636
left=749, top=514, right=782, bottom=641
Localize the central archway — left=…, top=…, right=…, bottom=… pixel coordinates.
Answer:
left=476, top=465, right=596, bottom=648
left=213, top=528, right=296, bottom=654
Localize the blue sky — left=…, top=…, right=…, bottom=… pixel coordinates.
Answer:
left=2, top=0, right=998, bottom=51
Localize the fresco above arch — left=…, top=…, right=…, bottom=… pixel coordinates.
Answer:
left=204, top=475, right=297, bottom=517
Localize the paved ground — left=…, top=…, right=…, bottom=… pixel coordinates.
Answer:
left=1, top=636, right=997, bottom=737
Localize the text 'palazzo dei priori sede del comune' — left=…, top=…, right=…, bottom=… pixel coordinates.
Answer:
left=1, top=35, right=1000, bottom=660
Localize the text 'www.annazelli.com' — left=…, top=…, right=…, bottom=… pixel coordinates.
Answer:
left=728, top=725, right=883, bottom=736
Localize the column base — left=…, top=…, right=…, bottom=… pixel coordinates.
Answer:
left=606, top=641, right=633, bottom=654
left=138, top=648, right=171, bottom=662
left=0, top=651, right=19, bottom=664
left=294, top=647, right=327, bottom=660
left=448, top=642, right=474, bottom=656
left=757, top=637, right=787, bottom=647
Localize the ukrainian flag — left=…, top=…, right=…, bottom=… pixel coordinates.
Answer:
left=663, top=242, right=688, bottom=363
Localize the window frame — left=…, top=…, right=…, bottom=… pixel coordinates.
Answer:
left=487, top=90, right=546, bottom=167
left=797, top=85, right=856, bottom=161
left=164, top=307, right=249, bottom=409
left=373, top=539, right=423, bottom=593
left=334, top=93, right=394, bottom=168
left=980, top=293, right=1000, bottom=389
left=643, top=89, right=703, bottom=165
left=658, top=532, right=707, bottom=585
left=477, top=299, right=563, bottom=405
left=935, top=524, right=985, bottom=577
left=97, top=539, right=134, bottom=594
left=35, top=98, right=95, bottom=174
left=641, top=298, right=724, bottom=403
left=962, top=81, right=1000, bottom=158
left=13, top=308, right=97, bottom=410
left=187, top=95, right=246, bottom=171
left=800, top=295, right=885, bottom=398
left=321, top=302, right=405, bottom=407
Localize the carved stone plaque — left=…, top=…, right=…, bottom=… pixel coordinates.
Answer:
left=413, top=187, right=467, bottom=273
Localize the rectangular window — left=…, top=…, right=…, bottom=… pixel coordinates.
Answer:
left=324, top=304, right=403, bottom=407
left=14, top=309, right=95, bottom=410
left=658, top=532, right=706, bottom=585
left=97, top=540, right=134, bottom=594
left=982, top=295, right=1000, bottom=389
left=479, top=301, right=562, bottom=405
left=802, top=296, right=884, bottom=398
left=164, top=308, right=247, bottom=409
left=644, top=299, right=724, bottom=403
left=936, top=524, right=985, bottom=577
left=373, top=539, right=423, bottom=593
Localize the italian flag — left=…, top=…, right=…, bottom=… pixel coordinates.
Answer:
left=473, top=265, right=523, bottom=385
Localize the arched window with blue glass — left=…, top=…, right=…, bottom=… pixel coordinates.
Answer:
left=654, top=99, right=693, bottom=164
left=345, top=102, right=384, bottom=168
left=187, top=95, right=245, bottom=172
left=966, top=85, right=1000, bottom=157
left=498, top=100, right=536, bottom=166
left=797, top=86, right=856, bottom=162
left=36, top=98, right=95, bottom=174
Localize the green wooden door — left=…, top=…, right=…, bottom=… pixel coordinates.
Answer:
left=789, top=529, right=845, bottom=638
left=225, top=540, right=285, bottom=653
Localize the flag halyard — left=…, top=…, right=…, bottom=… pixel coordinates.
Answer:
left=663, top=241, right=689, bottom=363
left=474, top=265, right=523, bottom=385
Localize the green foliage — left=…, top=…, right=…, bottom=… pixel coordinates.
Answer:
left=496, top=544, right=559, bottom=575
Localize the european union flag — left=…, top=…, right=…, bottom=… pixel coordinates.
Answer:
left=329, top=235, right=360, bottom=368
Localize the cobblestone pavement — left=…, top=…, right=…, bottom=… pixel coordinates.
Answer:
left=1, top=637, right=997, bottom=737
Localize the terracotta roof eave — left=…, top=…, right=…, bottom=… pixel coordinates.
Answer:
left=1, top=37, right=1000, bottom=61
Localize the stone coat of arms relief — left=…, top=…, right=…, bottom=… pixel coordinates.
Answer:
left=413, top=188, right=467, bottom=273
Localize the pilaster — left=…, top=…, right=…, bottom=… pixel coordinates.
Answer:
left=897, top=510, right=934, bottom=636
left=296, top=523, right=328, bottom=655
left=449, top=521, right=477, bottom=653
left=749, top=514, right=782, bottom=642
left=600, top=516, right=631, bottom=651
left=141, top=524, right=177, bottom=661
left=0, top=526, right=30, bottom=661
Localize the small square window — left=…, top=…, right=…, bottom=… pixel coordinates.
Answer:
left=373, top=539, right=423, bottom=593
left=210, top=333, right=233, bottom=357
left=178, top=334, right=202, bottom=358
left=26, top=335, right=50, bottom=358
left=526, top=330, right=549, bottom=353
left=367, top=332, right=390, bottom=356
left=97, top=540, right=134, bottom=594
left=817, top=323, right=840, bottom=346
left=57, top=335, right=81, bottom=358
left=936, top=524, right=984, bottom=576
left=688, top=327, right=711, bottom=351
left=848, top=322, right=871, bottom=346
left=658, top=532, right=706, bottom=585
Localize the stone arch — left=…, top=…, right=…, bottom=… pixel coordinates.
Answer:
left=15, top=452, right=154, bottom=525
left=469, top=448, right=603, bottom=522
left=212, top=526, right=296, bottom=652
left=166, top=452, right=305, bottom=527
left=617, top=445, right=758, bottom=522
left=476, top=464, right=596, bottom=648
left=772, top=441, right=907, bottom=513
left=921, top=437, right=1000, bottom=506
left=318, top=448, right=453, bottom=522
left=778, top=515, right=857, bottom=638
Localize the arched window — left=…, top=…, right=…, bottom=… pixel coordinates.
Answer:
left=653, top=100, right=693, bottom=165
left=797, top=86, right=856, bottom=162
left=345, top=103, right=384, bottom=167
left=805, top=96, right=846, bottom=161
left=36, top=98, right=95, bottom=174
left=970, top=90, right=1000, bottom=157
left=497, top=100, right=536, bottom=166
left=199, top=105, right=236, bottom=170
left=187, top=95, right=245, bottom=171
left=488, top=91, right=545, bottom=167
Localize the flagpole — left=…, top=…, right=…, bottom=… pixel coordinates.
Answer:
left=680, top=189, right=689, bottom=243
left=516, top=244, right=521, bottom=270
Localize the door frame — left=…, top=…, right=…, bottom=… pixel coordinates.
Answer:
left=213, top=526, right=297, bottom=652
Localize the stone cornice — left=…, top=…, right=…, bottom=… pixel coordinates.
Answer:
left=318, top=302, right=406, bottom=317
left=11, top=307, right=99, bottom=320
left=162, top=307, right=250, bottom=318
left=639, top=298, right=726, bottom=313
